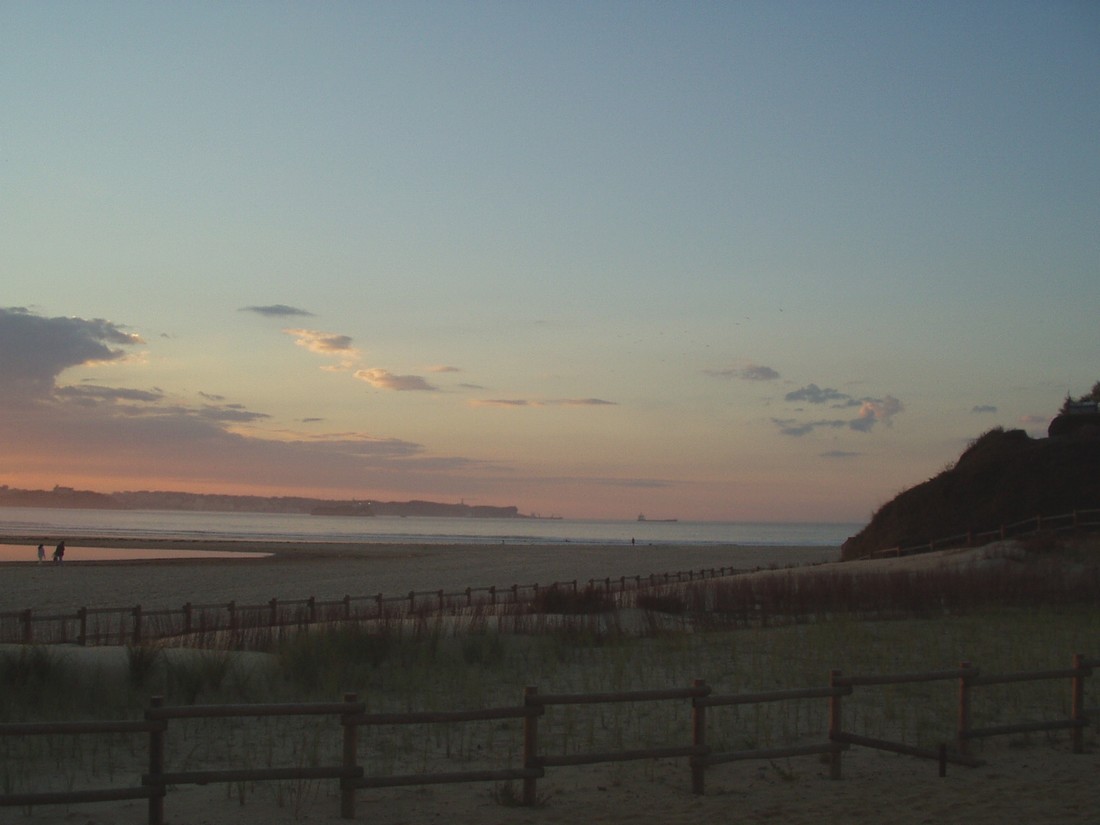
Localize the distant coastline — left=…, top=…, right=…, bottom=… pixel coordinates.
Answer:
left=0, top=484, right=524, bottom=519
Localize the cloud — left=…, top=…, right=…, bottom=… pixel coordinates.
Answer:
left=284, top=328, right=356, bottom=356
left=0, top=307, right=144, bottom=395
left=428, top=365, right=461, bottom=373
left=470, top=397, right=617, bottom=408
left=54, top=385, right=164, bottom=404
left=241, top=304, right=313, bottom=317
left=820, top=450, right=862, bottom=458
left=972, top=405, right=997, bottom=414
left=471, top=399, right=534, bottom=408
left=354, top=368, right=437, bottom=391
left=784, top=384, right=860, bottom=407
left=773, top=417, right=848, bottom=437
left=0, top=307, right=521, bottom=500
left=198, top=404, right=272, bottom=423
left=774, top=381, right=904, bottom=437
left=705, top=363, right=780, bottom=381
left=850, top=396, right=903, bottom=432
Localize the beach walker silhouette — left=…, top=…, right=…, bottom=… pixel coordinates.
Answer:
left=37, top=543, right=46, bottom=562
left=52, top=541, right=65, bottom=562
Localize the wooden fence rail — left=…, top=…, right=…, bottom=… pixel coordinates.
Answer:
left=869, top=508, right=1100, bottom=559
left=0, top=654, right=1092, bottom=823
left=0, top=565, right=745, bottom=647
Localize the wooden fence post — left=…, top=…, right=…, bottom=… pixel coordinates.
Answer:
left=691, top=679, right=707, bottom=795
left=343, top=595, right=351, bottom=620
left=1072, top=653, right=1086, bottom=754
left=523, top=686, right=540, bottom=806
left=341, top=692, right=359, bottom=819
left=408, top=591, right=415, bottom=615
left=132, top=605, right=143, bottom=645
left=21, top=609, right=32, bottom=644
left=227, top=601, right=237, bottom=632
left=307, top=597, right=316, bottom=625
left=182, top=603, right=192, bottom=636
left=437, top=590, right=445, bottom=612
left=147, top=695, right=165, bottom=825
left=957, top=661, right=972, bottom=756
left=269, top=598, right=278, bottom=628
left=828, top=670, right=843, bottom=779
left=77, top=607, right=87, bottom=646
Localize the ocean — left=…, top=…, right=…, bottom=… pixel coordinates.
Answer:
left=0, top=507, right=861, bottom=548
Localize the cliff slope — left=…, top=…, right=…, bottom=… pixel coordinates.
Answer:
left=841, top=426, right=1100, bottom=560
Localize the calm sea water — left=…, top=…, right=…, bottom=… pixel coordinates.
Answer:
left=0, top=507, right=860, bottom=548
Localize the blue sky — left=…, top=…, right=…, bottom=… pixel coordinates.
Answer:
left=2, top=2, right=1097, bottom=521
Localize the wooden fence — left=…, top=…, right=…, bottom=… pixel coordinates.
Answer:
left=0, top=565, right=743, bottom=647
left=1, top=654, right=1094, bottom=823
left=868, top=508, right=1100, bottom=558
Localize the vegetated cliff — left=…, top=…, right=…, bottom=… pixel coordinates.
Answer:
left=841, top=425, right=1100, bottom=560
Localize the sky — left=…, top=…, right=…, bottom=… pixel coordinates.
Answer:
left=2, top=2, right=1098, bottom=523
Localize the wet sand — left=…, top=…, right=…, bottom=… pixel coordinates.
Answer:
left=0, top=537, right=838, bottom=613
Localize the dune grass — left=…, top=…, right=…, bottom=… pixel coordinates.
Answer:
left=3, top=547, right=1099, bottom=813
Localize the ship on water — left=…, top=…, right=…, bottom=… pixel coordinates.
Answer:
left=637, top=514, right=678, bottom=523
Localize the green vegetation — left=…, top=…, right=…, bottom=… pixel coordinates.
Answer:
left=3, top=540, right=1099, bottom=811
left=1061, top=381, right=1100, bottom=413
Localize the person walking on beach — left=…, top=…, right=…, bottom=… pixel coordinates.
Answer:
left=53, top=540, right=65, bottom=562
left=37, top=543, right=46, bottom=563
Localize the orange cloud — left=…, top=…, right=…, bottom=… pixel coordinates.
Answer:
left=354, top=368, right=437, bottom=391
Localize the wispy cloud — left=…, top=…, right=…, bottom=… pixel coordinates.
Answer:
left=972, top=405, right=997, bottom=413
left=470, top=397, right=617, bottom=408
left=428, top=365, right=461, bottom=373
left=470, top=398, right=533, bottom=408
left=704, top=363, right=780, bottom=381
left=0, top=307, right=499, bottom=496
left=784, top=384, right=861, bottom=407
left=241, top=304, right=313, bottom=317
left=354, top=368, right=437, bottom=391
left=55, top=385, right=164, bottom=404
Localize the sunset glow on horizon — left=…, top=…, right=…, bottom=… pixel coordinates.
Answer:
left=2, top=3, right=1097, bottom=523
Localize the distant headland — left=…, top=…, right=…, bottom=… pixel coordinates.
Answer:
left=0, top=485, right=524, bottom=519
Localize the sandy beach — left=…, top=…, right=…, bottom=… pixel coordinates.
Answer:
left=2, top=538, right=1097, bottom=824
left=0, top=538, right=838, bottom=613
